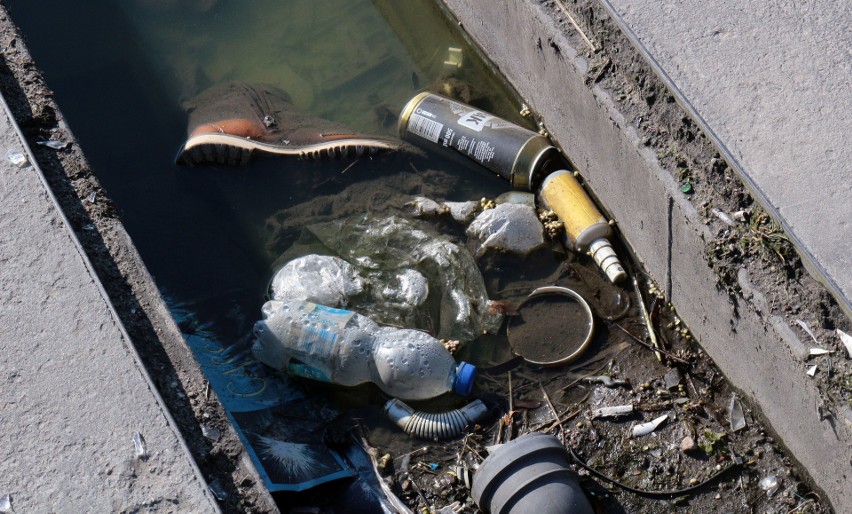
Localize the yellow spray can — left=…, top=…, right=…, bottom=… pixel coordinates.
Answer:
left=538, top=170, right=626, bottom=283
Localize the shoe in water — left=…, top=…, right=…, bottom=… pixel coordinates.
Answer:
left=176, top=82, right=402, bottom=166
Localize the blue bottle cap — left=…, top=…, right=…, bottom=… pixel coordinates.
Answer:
left=453, top=361, right=477, bottom=396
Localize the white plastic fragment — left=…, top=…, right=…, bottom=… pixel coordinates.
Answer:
left=631, top=414, right=669, bottom=437
left=728, top=395, right=746, bottom=432
left=201, top=425, right=221, bottom=441
left=758, top=475, right=780, bottom=496
left=710, top=208, right=736, bottom=226
left=808, top=348, right=831, bottom=356
left=806, top=365, right=817, bottom=377
left=837, top=329, right=852, bottom=358
left=795, top=319, right=819, bottom=345
left=466, top=202, right=545, bottom=257
left=36, top=139, right=69, bottom=149
left=0, top=495, right=12, bottom=514
left=5, top=149, right=28, bottom=168
left=591, top=404, right=634, bottom=418
left=132, top=431, right=148, bottom=460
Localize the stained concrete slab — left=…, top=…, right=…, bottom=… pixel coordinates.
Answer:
left=0, top=93, right=218, bottom=511
left=439, top=0, right=851, bottom=509
left=601, top=0, right=852, bottom=317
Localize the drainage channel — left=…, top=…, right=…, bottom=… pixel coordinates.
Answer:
left=0, top=1, right=842, bottom=513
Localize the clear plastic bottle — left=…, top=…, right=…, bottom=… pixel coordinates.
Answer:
left=251, top=301, right=477, bottom=401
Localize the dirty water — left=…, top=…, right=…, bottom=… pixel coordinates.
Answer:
left=4, top=0, right=827, bottom=513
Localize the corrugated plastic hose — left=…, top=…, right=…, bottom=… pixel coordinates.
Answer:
left=384, top=398, right=488, bottom=440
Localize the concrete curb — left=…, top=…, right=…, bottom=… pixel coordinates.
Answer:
left=439, top=0, right=851, bottom=509
left=0, top=85, right=220, bottom=511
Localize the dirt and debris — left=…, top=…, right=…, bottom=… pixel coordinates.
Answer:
left=355, top=244, right=829, bottom=513
left=536, top=0, right=851, bottom=412
left=0, top=1, right=845, bottom=513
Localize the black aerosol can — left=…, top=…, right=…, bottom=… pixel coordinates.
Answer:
left=399, top=92, right=560, bottom=190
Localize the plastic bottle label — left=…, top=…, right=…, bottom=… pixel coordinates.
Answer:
left=287, top=361, right=331, bottom=383
left=291, top=303, right=356, bottom=363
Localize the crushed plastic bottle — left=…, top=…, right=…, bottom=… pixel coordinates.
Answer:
left=270, top=255, right=365, bottom=307
left=252, top=301, right=477, bottom=401
left=281, top=213, right=502, bottom=341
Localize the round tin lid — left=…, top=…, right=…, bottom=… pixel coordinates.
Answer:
left=506, top=286, right=596, bottom=366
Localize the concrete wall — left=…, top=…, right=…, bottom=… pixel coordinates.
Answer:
left=439, top=0, right=851, bottom=508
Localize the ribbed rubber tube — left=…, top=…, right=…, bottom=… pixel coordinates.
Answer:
left=384, top=398, right=489, bottom=440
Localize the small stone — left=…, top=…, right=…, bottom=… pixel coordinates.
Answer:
left=689, top=478, right=699, bottom=485
left=680, top=436, right=697, bottom=453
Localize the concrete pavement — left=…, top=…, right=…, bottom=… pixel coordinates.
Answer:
left=0, top=92, right=218, bottom=510
left=601, top=0, right=852, bottom=317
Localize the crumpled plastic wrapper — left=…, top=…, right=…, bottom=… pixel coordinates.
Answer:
left=408, top=196, right=480, bottom=224
left=270, top=255, right=365, bottom=307
left=466, top=202, right=545, bottom=257
left=272, top=213, right=502, bottom=341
